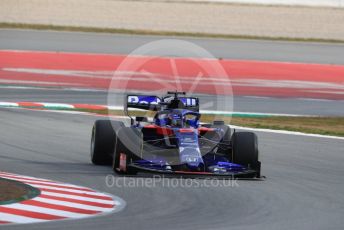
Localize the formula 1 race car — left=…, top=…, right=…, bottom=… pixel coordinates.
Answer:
left=91, top=92, right=261, bottom=178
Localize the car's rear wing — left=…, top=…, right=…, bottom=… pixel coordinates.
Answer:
left=125, top=95, right=161, bottom=113
left=162, top=96, right=199, bottom=112
left=125, top=94, right=200, bottom=115
left=183, top=97, right=199, bottom=112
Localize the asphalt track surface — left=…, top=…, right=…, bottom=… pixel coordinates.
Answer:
left=1, top=29, right=344, bottom=65
left=1, top=87, right=343, bottom=116
left=1, top=29, right=344, bottom=116
left=0, top=29, right=344, bottom=229
left=0, top=108, right=343, bottom=230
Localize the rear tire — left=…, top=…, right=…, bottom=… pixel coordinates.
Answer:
left=232, top=132, right=261, bottom=177
left=90, top=120, right=124, bottom=165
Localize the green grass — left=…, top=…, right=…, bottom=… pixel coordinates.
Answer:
left=0, top=178, right=41, bottom=205
left=229, top=116, right=344, bottom=137
left=1, top=22, right=344, bottom=44
left=59, top=108, right=344, bottom=137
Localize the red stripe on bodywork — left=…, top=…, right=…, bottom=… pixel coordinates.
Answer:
left=178, top=128, right=194, bottom=133
left=198, top=127, right=215, bottom=135
left=198, top=127, right=214, bottom=131
left=143, top=124, right=158, bottom=128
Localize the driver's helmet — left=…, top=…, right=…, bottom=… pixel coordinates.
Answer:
left=168, top=113, right=183, bottom=127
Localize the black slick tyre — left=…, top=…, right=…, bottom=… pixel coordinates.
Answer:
left=232, top=132, right=261, bottom=177
left=113, top=127, right=142, bottom=175
left=90, top=120, right=123, bottom=165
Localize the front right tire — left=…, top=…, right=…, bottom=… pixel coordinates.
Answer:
left=232, top=132, right=261, bottom=178
left=90, top=120, right=124, bottom=165
left=113, top=127, right=142, bottom=175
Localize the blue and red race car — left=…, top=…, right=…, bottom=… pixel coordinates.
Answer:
left=91, top=92, right=261, bottom=178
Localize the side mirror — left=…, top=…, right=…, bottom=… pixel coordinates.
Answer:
left=136, top=117, right=148, bottom=122
left=213, top=120, right=225, bottom=125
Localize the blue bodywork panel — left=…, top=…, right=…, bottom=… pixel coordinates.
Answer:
left=131, top=118, right=247, bottom=174
left=174, top=128, right=204, bottom=168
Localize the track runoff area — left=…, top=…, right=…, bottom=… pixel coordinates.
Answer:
left=0, top=50, right=343, bottom=100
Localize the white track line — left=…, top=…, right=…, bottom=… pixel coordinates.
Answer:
left=0, top=102, right=19, bottom=107
left=40, top=103, right=75, bottom=109
left=230, top=125, right=344, bottom=140
left=0, top=101, right=320, bottom=117
left=1, top=102, right=342, bottom=139
left=34, top=106, right=344, bottom=140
